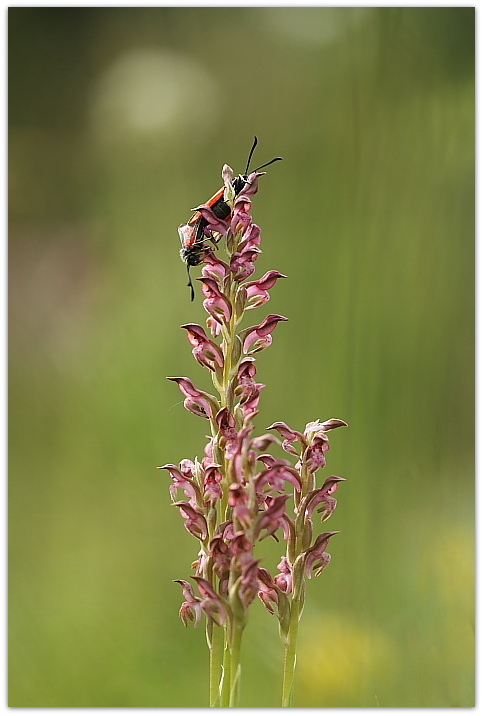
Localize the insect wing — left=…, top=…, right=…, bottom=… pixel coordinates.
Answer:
left=178, top=221, right=199, bottom=249
left=204, top=186, right=225, bottom=208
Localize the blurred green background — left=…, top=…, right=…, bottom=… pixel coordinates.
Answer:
left=8, top=7, right=474, bottom=707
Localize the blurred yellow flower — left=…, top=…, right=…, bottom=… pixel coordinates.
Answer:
left=297, top=612, right=399, bottom=706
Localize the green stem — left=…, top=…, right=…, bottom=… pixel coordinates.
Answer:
left=209, top=623, right=223, bottom=707
left=229, top=620, right=243, bottom=707
left=220, top=629, right=231, bottom=707
left=207, top=231, right=245, bottom=707
left=282, top=599, right=300, bottom=707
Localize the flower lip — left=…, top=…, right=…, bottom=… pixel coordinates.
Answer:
left=256, top=460, right=302, bottom=493
left=254, top=314, right=289, bottom=337
left=303, top=531, right=340, bottom=579
left=173, top=501, right=208, bottom=541
left=238, top=223, right=262, bottom=252
left=180, top=322, right=209, bottom=338
left=180, top=323, right=224, bottom=371
left=244, top=271, right=287, bottom=308
left=197, top=277, right=232, bottom=324
left=245, top=270, right=287, bottom=291
left=303, top=476, right=346, bottom=520
left=255, top=494, right=291, bottom=540
left=173, top=579, right=203, bottom=627
left=267, top=421, right=304, bottom=443
left=241, top=314, right=289, bottom=353
left=202, top=250, right=230, bottom=280
left=305, top=418, right=349, bottom=439
left=230, top=247, right=262, bottom=281
left=167, top=376, right=220, bottom=419
left=166, top=376, right=215, bottom=401
left=158, top=463, right=201, bottom=505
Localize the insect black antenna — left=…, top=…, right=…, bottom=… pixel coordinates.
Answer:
left=186, top=265, right=195, bottom=301
left=254, top=156, right=283, bottom=172
left=244, top=136, right=259, bottom=175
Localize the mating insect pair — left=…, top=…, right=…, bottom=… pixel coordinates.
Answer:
left=178, top=137, right=282, bottom=300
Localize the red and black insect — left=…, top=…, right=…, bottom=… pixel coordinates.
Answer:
left=178, top=136, right=282, bottom=300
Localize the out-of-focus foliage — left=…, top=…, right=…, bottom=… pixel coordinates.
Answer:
left=8, top=7, right=474, bottom=707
